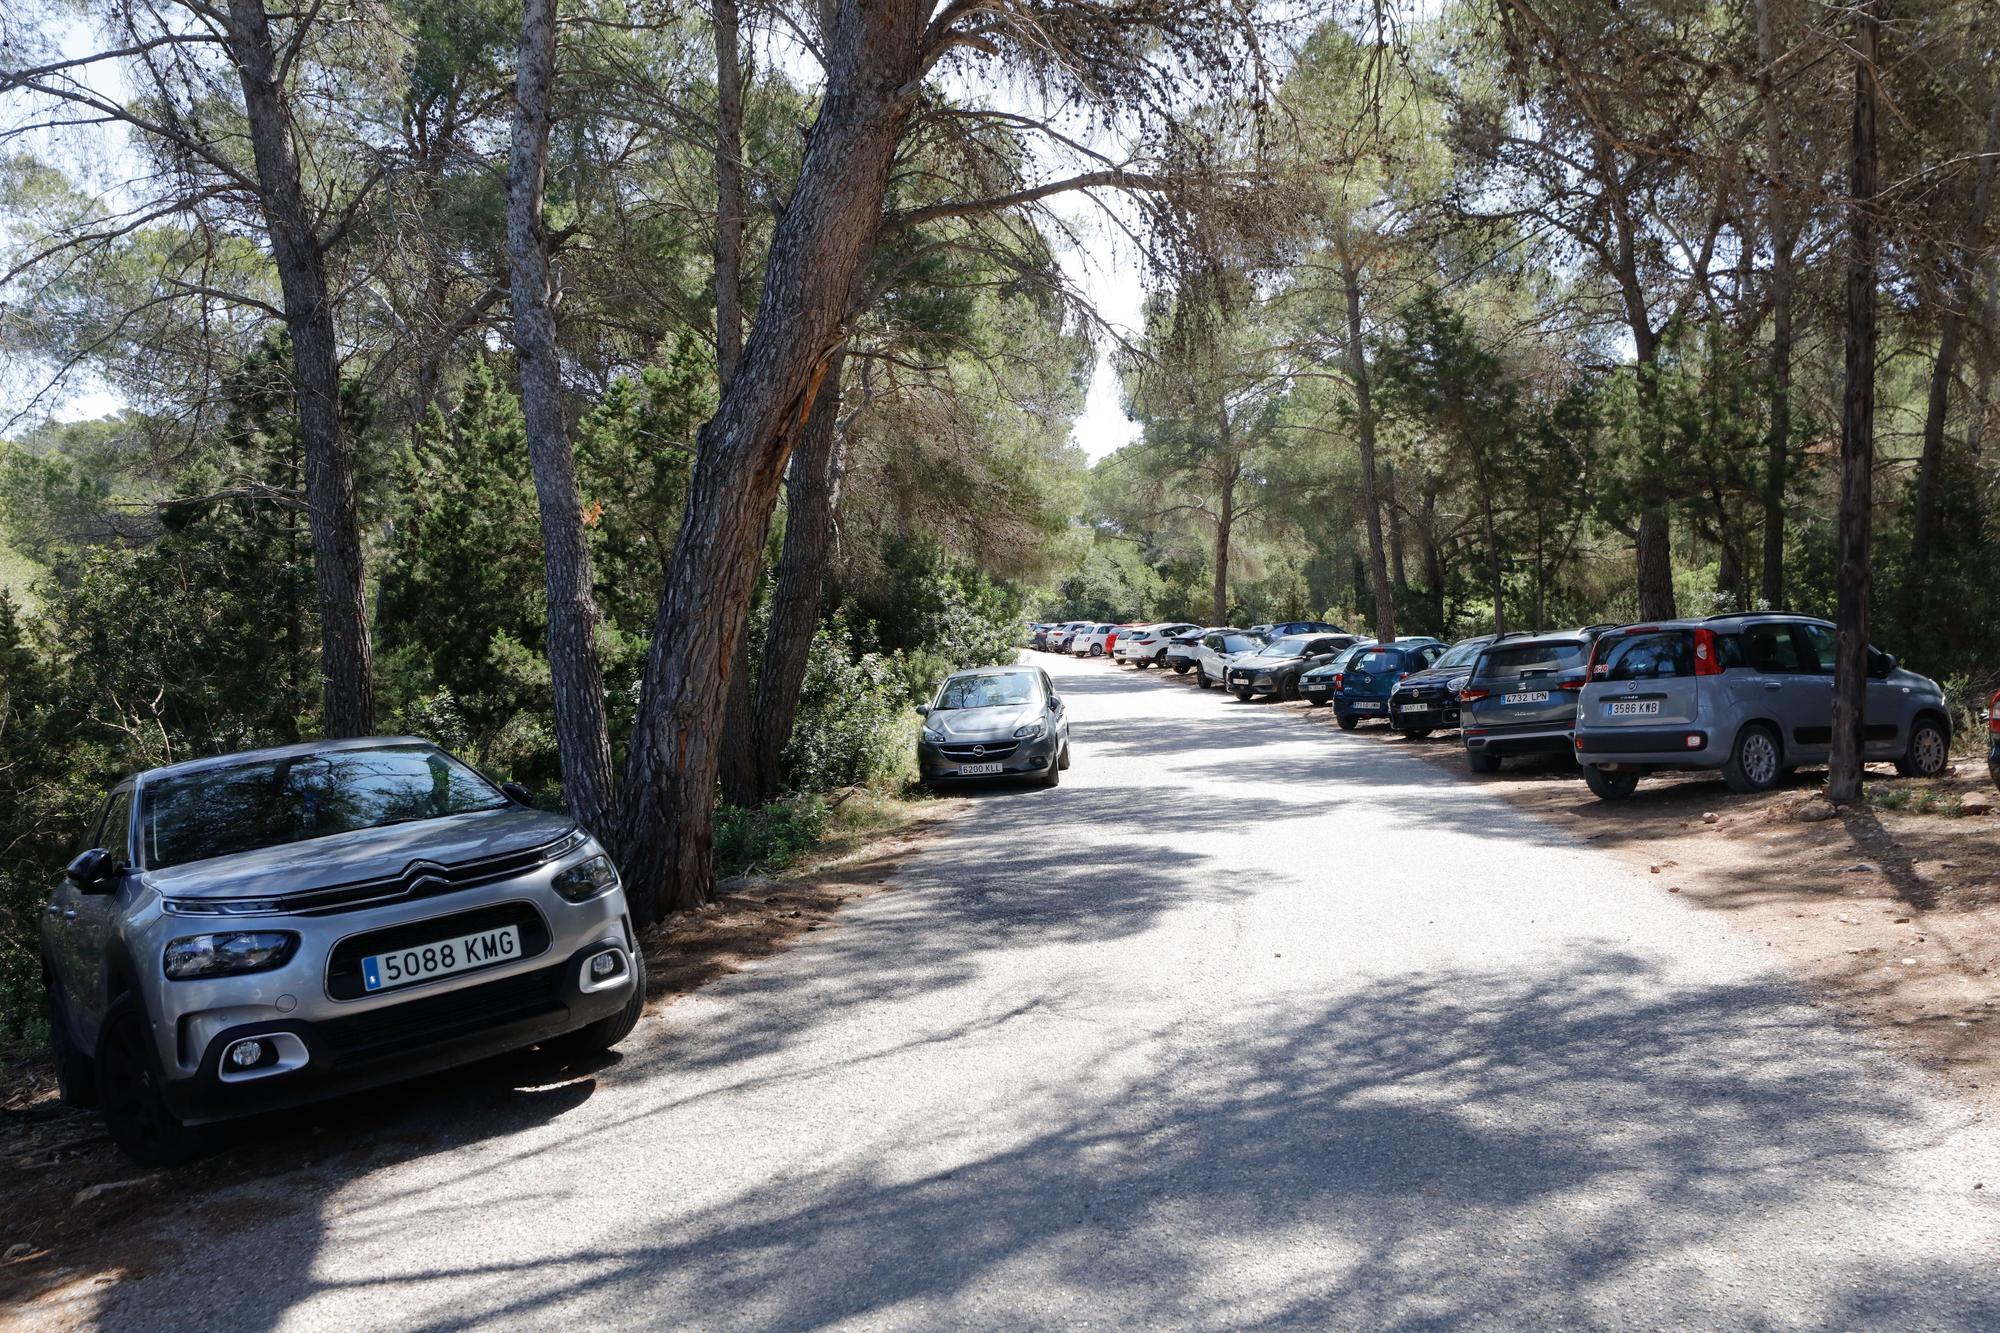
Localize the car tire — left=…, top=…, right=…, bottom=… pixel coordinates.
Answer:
left=1305, top=697, right=1328, bottom=708
left=1233, top=687, right=1253, bottom=702
left=1089, top=645, right=1104, bottom=657
left=1466, top=748, right=1503, bottom=775
left=44, top=967, right=97, bottom=1108
left=1172, top=663, right=1189, bottom=675
left=1582, top=764, right=1640, bottom=800
left=1196, top=666, right=1214, bottom=690
left=1042, top=755, right=1062, bottom=787
left=96, top=994, right=211, bottom=1167
left=1279, top=674, right=1301, bottom=702
left=545, top=949, right=649, bottom=1058
left=1723, top=723, right=1783, bottom=794
left=1058, top=741, right=1071, bottom=771
left=1896, top=717, right=1949, bottom=779
left=1336, top=711, right=1359, bottom=732
left=1403, top=725, right=1434, bottom=740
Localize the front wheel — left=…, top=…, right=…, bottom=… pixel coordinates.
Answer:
left=1305, top=697, right=1328, bottom=708
left=544, top=949, right=649, bottom=1058
left=45, top=970, right=97, bottom=1107
left=1723, top=724, right=1783, bottom=794
left=1402, top=725, right=1434, bottom=739
left=1172, top=662, right=1189, bottom=675
left=1233, top=687, right=1253, bottom=702
left=1197, top=666, right=1214, bottom=690
left=1896, top=717, right=1949, bottom=779
left=1042, top=756, right=1062, bottom=787
left=96, top=995, right=211, bottom=1167
left=1279, top=674, right=1301, bottom=702
left=1336, top=711, right=1359, bottom=731
left=1466, top=748, right=1503, bottom=775
left=1582, top=764, right=1641, bottom=800
left=1058, top=740, right=1071, bottom=771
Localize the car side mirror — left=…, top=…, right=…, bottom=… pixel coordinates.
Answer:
left=1047, top=695, right=1060, bottom=709
left=500, top=781, right=534, bottom=806
left=915, top=704, right=930, bottom=716
left=66, top=848, right=116, bottom=893
left=1870, top=652, right=1896, bottom=678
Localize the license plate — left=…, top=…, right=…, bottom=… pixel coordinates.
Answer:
left=956, top=762, right=1003, bottom=775
left=1505, top=691, right=1550, bottom=705
left=1400, top=702, right=1433, bottom=712
left=363, top=924, right=521, bottom=993
left=1607, top=699, right=1659, bottom=717
left=1352, top=701, right=1383, bottom=711
left=1303, top=683, right=1326, bottom=691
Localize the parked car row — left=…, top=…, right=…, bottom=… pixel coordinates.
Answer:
left=1040, top=612, right=1956, bottom=804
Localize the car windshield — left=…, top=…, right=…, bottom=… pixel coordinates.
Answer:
left=140, top=744, right=509, bottom=870
left=1436, top=640, right=1488, bottom=670
left=935, top=673, right=1038, bottom=710
left=1218, top=634, right=1261, bottom=653
left=1260, top=636, right=1314, bottom=657
left=1482, top=642, right=1585, bottom=678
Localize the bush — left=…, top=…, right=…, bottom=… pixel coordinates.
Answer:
left=782, top=621, right=911, bottom=792
left=713, top=795, right=832, bottom=879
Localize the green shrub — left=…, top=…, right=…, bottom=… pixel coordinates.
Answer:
left=782, top=621, right=911, bottom=792
left=713, top=795, right=831, bottom=879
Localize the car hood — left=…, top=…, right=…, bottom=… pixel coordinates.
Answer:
left=140, top=805, right=579, bottom=899
left=925, top=704, right=1039, bottom=741
left=1395, top=663, right=1466, bottom=690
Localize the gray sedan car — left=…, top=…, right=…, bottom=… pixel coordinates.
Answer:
left=41, top=738, right=644, bottom=1165
left=917, top=666, right=1070, bottom=787
left=1574, top=614, right=1951, bottom=799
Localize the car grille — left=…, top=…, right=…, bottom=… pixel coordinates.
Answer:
left=317, top=962, right=567, bottom=1067
left=939, top=741, right=1018, bottom=760
left=325, top=900, right=553, bottom=1001
left=165, top=829, right=586, bottom=918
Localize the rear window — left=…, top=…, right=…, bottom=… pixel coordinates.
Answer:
left=1351, top=649, right=1404, bottom=673
left=1599, top=631, right=1694, bottom=681
left=1481, top=641, right=1585, bottom=679
left=1435, top=639, right=1488, bottom=670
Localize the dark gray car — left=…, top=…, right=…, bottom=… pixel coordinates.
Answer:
left=917, top=666, right=1071, bottom=787
left=1573, top=614, right=1951, bottom=799
left=41, top=738, right=644, bottom=1165
left=1459, top=631, right=1596, bottom=772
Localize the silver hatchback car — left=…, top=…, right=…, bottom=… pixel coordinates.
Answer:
left=1574, top=615, right=1951, bottom=800
left=41, top=737, right=645, bottom=1164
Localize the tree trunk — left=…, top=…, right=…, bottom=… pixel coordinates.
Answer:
left=1909, top=83, right=2000, bottom=582
left=1384, top=462, right=1406, bottom=595
left=1479, top=483, right=1504, bottom=635
left=224, top=0, right=373, bottom=736
left=711, top=0, right=747, bottom=391
left=1829, top=0, right=1880, bottom=807
left=1756, top=0, right=1794, bottom=610
left=1341, top=248, right=1397, bottom=642
left=1420, top=492, right=1445, bottom=633
left=709, top=0, right=761, bottom=809
left=615, top=2, right=924, bottom=922
left=1970, top=262, right=1998, bottom=461
left=504, top=0, right=619, bottom=839
left=749, top=354, right=848, bottom=803
left=1211, top=440, right=1236, bottom=625
left=1634, top=506, right=1676, bottom=619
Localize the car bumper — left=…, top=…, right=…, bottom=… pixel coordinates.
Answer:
left=1336, top=697, right=1391, bottom=717
left=1389, top=697, right=1458, bottom=727
left=1576, top=726, right=1714, bottom=769
left=918, top=732, right=1060, bottom=781
left=1463, top=723, right=1576, bottom=756
left=160, top=935, right=637, bottom=1123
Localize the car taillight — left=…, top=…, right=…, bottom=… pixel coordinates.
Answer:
left=1559, top=679, right=1587, bottom=691
left=1460, top=687, right=1490, bottom=702
left=1694, top=627, right=1723, bottom=677
left=1332, top=674, right=1345, bottom=690
left=1990, top=690, right=2000, bottom=735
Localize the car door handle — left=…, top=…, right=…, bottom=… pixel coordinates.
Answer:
left=1763, top=682, right=1782, bottom=691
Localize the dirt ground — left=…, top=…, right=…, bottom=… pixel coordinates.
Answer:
left=1136, top=658, right=2000, bottom=1111
left=0, top=794, right=961, bottom=1316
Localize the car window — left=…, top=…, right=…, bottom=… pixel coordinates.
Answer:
left=1481, top=642, right=1585, bottom=679
left=99, top=787, right=135, bottom=868
left=1742, top=623, right=1810, bottom=673
left=1263, top=636, right=1313, bottom=656
left=1600, top=631, right=1695, bottom=681
left=1352, top=649, right=1403, bottom=673
left=1791, top=623, right=1838, bottom=674
left=141, top=745, right=509, bottom=870
left=937, top=673, right=1038, bottom=710
left=1436, top=640, right=1486, bottom=669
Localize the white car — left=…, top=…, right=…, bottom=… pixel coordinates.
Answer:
left=1113, top=622, right=1202, bottom=667
left=1162, top=626, right=1226, bottom=673
left=1046, top=621, right=1090, bottom=653
left=1192, top=629, right=1264, bottom=689
left=1072, top=623, right=1117, bottom=657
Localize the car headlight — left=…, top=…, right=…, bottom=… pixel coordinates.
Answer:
left=163, top=931, right=299, bottom=981
left=1013, top=720, right=1046, bottom=740
left=921, top=726, right=944, bottom=744
left=1448, top=675, right=1470, bottom=692
left=553, top=853, right=620, bottom=903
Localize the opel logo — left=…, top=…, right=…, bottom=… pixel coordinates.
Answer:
left=972, top=745, right=985, bottom=757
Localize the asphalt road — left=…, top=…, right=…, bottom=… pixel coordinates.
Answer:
left=84, top=652, right=2000, bottom=1330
